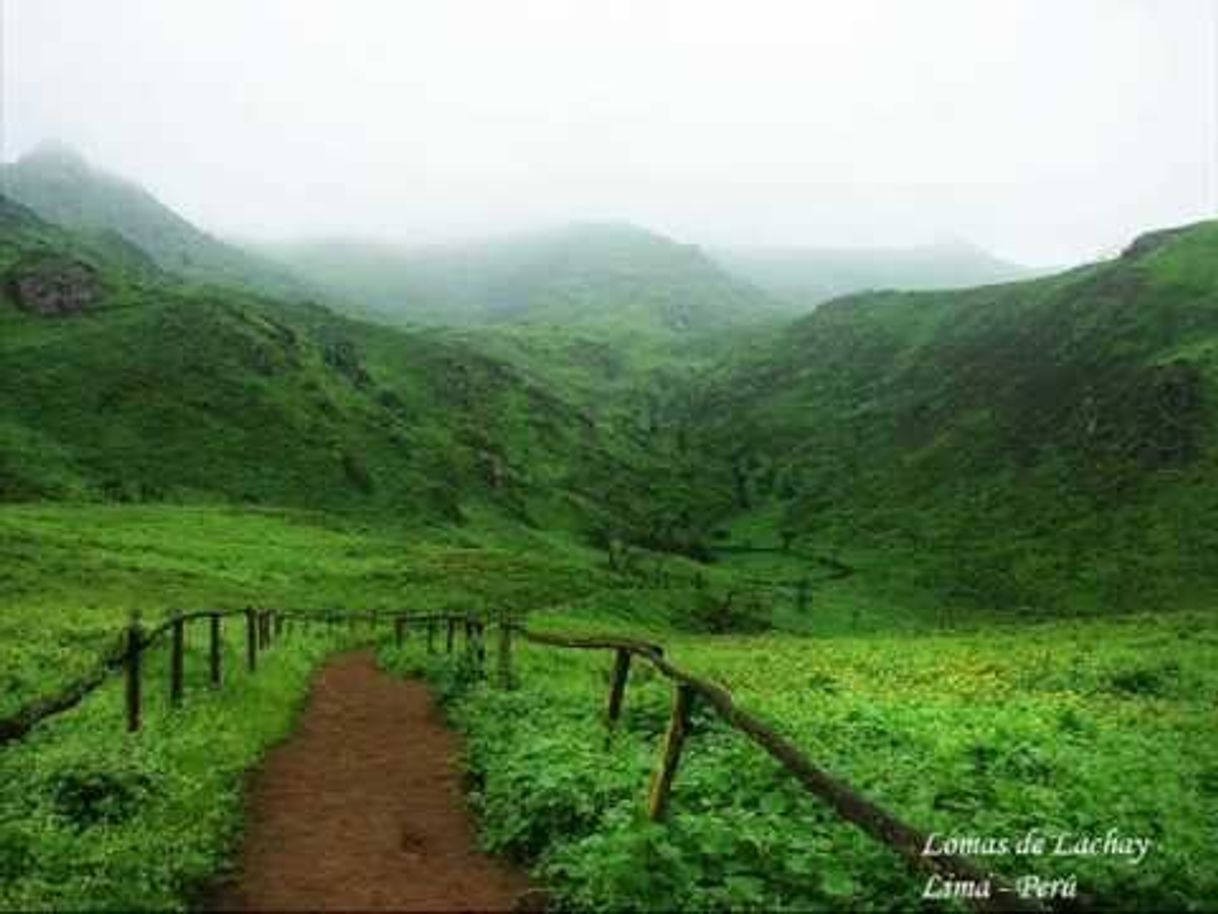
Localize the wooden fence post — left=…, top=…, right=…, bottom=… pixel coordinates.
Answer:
left=209, top=614, right=222, bottom=688
left=606, top=648, right=632, bottom=739
left=170, top=614, right=185, bottom=708
left=246, top=608, right=257, bottom=672
left=446, top=619, right=455, bottom=654
left=647, top=684, right=695, bottom=821
left=125, top=621, right=143, bottom=732
left=477, top=622, right=487, bottom=676
left=497, top=619, right=514, bottom=690
left=428, top=620, right=436, bottom=653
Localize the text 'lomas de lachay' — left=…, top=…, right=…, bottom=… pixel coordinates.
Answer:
left=920, top=827, right=1153, bottom=901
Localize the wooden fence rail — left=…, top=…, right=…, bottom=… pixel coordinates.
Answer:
left=0, top=633, right=130, bottom=744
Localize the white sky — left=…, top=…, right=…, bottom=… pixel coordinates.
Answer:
left=3, top=0, right=1216, bottom=265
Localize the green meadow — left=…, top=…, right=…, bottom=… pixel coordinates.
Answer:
left=381, top=595, right=1218, bottom=911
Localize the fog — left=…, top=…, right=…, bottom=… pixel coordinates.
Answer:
left=3, top=0, right=1215, bottom=266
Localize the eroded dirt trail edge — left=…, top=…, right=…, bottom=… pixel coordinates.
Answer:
left=212, top=651, right=529, bottom=912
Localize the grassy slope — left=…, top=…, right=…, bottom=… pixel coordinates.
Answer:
left=0, top=497, right=788, bottom=910
left=692, top=221, right=1218, bottom=615
left=0, top=503, right=614, bottom=716
left=9, top=501, right=1204, bottom=910
left=0, top=196, right=681, bottom=542
left=0, top=500, right=621, bottom=909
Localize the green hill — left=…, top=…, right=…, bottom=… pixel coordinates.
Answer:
left=0, top=194, right=670, bottom=537
left=269, top=224, right=791, bottom=442
left=0, top=150, right=770, bottom=440
left=6, top=144, right=1217, bottom=619
left=712, top=239, right=1040, bottom=310
left=691, top=220, right=1218, bottom=614
left=1, top=143, right=305, bottom=297
left=268, top=222, right=783, bottom=333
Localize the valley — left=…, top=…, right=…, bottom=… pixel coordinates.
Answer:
left=1, top=146, right=1215, bottom=912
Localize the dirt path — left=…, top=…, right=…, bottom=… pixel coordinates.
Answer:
left=211, top=651, right=530, bottom=912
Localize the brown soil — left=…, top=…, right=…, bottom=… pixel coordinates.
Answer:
left=210, top=651, right=530, bottom=912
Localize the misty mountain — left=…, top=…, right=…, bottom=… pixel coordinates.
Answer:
left=711, top=240, right=1041, bottom=308
left=0, top=193, right=678, bottom=537
left=267, top=224, right=784, bottom=333
left=0, top=143, right=305, bottom=297
left=6, top=142, right=1218, bottom=615
left=691, top=219, right=1218, bottom=612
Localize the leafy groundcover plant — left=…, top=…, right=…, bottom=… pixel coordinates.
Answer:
left=381, top=608, right=1217, bottom=912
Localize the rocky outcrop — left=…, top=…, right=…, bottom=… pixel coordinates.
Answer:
left=7, top=257, right=101, bottom=317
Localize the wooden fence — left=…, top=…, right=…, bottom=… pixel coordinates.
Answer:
left=0, top=608, right=445, bottom=742
left=494, top=624, right=1049, bottom=914
left=0, top=609, right=1050, bottom=912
